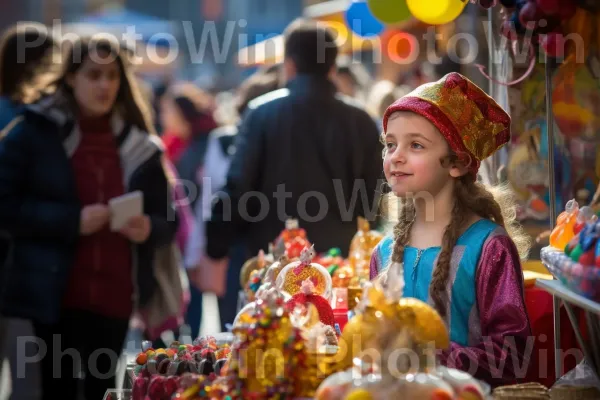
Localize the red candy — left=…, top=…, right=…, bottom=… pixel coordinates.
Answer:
left=578, top=249, right=595, bottom=266
left=132, top=377, right=149, bottom=400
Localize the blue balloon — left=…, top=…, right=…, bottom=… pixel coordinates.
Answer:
left=345, top=0, right=384, bottom=38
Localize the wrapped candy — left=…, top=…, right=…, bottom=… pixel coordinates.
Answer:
left=550, top=199, right=579, bottom=250
left=240, top=250, right=271, bottom=290
left=273, top=219, right=311, bottom=260
left=574, top=205, right=597, bottom=234
left=338, top=262, right=449, bottom=371
left=573, top=220, right=600, bottom=267
left=276, top=245, right=333, bottom=301
left=348, top=217, right=384, bottom=282
left=316, top=248, right=345, bottom=271
left=286, top=279, right=335, bottom=327
left=223, top=289, right=307, bottom=399
left=314, top=369, right=354, bottom=400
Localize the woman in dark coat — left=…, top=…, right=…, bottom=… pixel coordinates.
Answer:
left=0, top=21, right=58, bottom=400
left=0, top=36, right=177, bottom=400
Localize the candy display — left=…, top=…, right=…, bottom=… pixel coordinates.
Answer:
left=273, top=218, right=311, bottom=260
left=316, top=264, right=488, bottom=400
left=131, top=338, right=231, bottom=400
left=348, top=217, right=384, bottom=282
left=542, top=201, right=600, bottom=301
left=239, top=250, right=271, bottom=291
left=286, top=279, right=335, bottom=327
left=276, top=245, right=333, bottom=300
left=223, top=289, right=307, bottom=399
left=549, top=199, right=579, bottom=249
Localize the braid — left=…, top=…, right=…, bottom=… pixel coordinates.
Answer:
left=389, top=198, right=416, bottom=282
left=456, top=176, right=505, bottom=227
left=429, top=187, right=466, bottom=318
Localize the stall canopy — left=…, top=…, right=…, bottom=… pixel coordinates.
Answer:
left=237, top=0, right=378, bottom=67
left=237, top=0, right=425, bottom=67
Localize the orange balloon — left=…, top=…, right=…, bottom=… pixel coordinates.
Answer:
left=380, top=29, right=416, bottom=62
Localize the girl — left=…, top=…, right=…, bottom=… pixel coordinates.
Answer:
left=0, top=37, right=177, bottom=399
left=370, top=73, right=532, bottom=388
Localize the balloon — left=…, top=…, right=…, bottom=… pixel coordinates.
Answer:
left=380, top=29, right=416, bottom=61
left=406, top=0, right=468, bottom=25
left=345, top=0, right=384, bottom=38
left=366, top=0, right=412, bottom=24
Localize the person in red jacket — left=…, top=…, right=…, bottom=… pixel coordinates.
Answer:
left=0, top=36, right=177, bottom=400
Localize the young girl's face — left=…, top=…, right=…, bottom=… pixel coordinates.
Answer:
left=67, top=51, right=121, bottom=117
left=383, top=111, right=453, bottom=197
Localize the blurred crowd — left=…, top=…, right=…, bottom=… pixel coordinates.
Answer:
left=0, top=17, right=455, bottom=400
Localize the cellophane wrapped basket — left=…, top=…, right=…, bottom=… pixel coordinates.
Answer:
left=103, top=389, right=132, bottom=400
left=540, top=247, right=600, bottom=302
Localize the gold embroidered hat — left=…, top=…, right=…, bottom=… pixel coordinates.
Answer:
left=382, top=72, right=511, bottom=177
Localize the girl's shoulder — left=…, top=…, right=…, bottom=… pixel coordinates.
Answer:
left=458, top=218, right=507, bottom=244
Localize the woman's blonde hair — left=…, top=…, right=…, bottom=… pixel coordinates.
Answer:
left=381, top=115, right=531, bottom=318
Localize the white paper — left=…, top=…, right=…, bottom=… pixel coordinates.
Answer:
left=109, top=191, right=143, bottom=231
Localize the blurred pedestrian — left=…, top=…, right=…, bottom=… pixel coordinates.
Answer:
left=186, top=68, right=280, bottom=331
left=0, top=21, right=58, bottom=400
left=159, top=83, right=217, bottom=339
left=0, top=36, right=177, bottom=400
left=160, top=82, right=218, bottom=209
left=200, top=19, right=383, bottom=296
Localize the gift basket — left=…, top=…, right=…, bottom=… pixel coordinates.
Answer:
left=315, top=263, right=491, bottom=400
left=540, top=199, right=600, bottom=302
left=234, top=218, right=384, bottom=332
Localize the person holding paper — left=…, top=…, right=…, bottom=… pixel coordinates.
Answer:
left=0, top=37, right=177, bottom=400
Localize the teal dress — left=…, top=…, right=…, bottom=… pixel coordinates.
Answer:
left=369, top=219, right=532, bottom=387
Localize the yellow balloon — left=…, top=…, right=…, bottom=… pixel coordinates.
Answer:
left=406, top=0, right=467, bottom=25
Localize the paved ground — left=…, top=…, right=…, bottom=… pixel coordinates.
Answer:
left=0, top=294, right=221, bottom=400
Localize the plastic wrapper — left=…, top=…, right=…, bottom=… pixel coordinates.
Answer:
left=276, top=245, right=332, bottom=300
left=103, top=389, right=132, bottom=400
left=314, top=369, right=354, bottom=400
left=541, top=246, right=600, bottom=301
left=551, top=360, right=600, bottom=393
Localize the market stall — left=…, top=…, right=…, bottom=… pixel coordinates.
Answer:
left=491, top=0, right=600, bottom=396
left=102, top=0, right=600, bottom=398
left=108, top=220, right=496, bottom=400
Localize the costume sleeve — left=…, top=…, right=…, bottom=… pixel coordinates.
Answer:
left=369, top=249, right=380, bottom=280
left=439, top=234, right=532, bottom=388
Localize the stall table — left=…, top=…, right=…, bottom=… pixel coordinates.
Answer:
left=536, top=279, right=600, bottom=379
